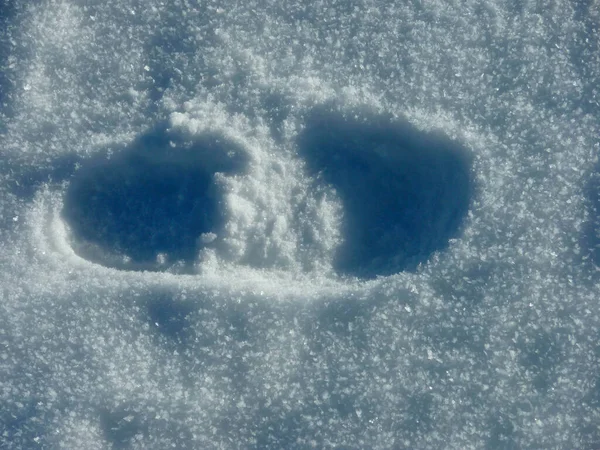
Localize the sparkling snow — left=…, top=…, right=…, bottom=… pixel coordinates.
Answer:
left=1, top=0, right=599, bottom=448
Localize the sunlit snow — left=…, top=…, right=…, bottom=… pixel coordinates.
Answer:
left=1, top=0, right=599, bottom=448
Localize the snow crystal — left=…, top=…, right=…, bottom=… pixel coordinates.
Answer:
left=1, top=0, right=599, bottom=448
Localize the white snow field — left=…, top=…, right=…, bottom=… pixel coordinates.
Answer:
left=1, top=0, right=599, bottom=448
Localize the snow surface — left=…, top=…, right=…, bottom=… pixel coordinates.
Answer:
left=1, top=0, right=599, bottom=448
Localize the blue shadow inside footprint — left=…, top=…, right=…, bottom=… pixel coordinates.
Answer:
left=298, top=106, right=473, bottom=279
left=62, top=123, right=248, bottom=272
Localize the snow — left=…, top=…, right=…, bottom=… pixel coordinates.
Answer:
left=1, top=0, right=599, bottom=448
